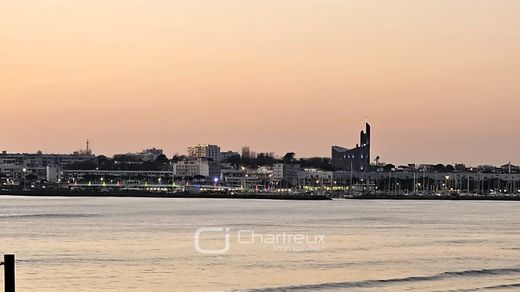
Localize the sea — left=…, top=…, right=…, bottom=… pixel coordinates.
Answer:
left=1, top=196, right=520, bottom=291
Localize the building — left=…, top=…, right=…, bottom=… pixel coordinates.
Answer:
left=220, top=169, right=270, bottom=189
left=46, top=166, right=60, bottom=183
left=0, top=151, right=96, bottom=168
left=273, top=163, right=300, bottom=186
left=61, top=169, right=172, bottom=185
left=0, top=150, right=96, bottom=182
left=187, top=144, right=221, bottom=161
left=220, top=151, right=240, bottom=161
left=114, top=148, right=164, bottom=162
left=331, top=122, right=371, bottom=172
left=135, top=148, right=163, bottom=161
left=297, top=168, right=334, bottom=186
left=173, top=159, right=221, bottom=180
left=502, top=163, right=520, bottom=174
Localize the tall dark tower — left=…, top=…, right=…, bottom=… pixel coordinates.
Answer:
left=359, top=122, right=371, bottom=171
left=366, top=123, right=371, bottom=170
left=331, top=122, right=372, bottom=172
left=365, top=123, right=371, bottom=145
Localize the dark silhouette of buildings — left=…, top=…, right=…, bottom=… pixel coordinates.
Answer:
left=331, top=122, right=371, bottom=171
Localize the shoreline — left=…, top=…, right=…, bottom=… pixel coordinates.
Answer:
left=0, top=191, right=331, bottom=201
left=353, top=194, right=520, bottom=201
left=2, top=191, right=520, bottom=201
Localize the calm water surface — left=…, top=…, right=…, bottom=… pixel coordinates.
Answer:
left=1, top=196, right=520, bottom=291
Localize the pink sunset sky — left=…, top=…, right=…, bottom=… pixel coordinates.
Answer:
left=1, top=0, right=519, bottom=165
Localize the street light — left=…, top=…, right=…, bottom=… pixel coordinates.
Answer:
left=22, top=168, right=27, bottom=189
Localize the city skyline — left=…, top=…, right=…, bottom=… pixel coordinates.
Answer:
left=1, top=1, right=519, bottom=165
left=0, top=131, right=517, bottom=168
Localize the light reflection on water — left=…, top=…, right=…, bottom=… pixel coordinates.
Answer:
left=1, top=196, right=520, bottom=291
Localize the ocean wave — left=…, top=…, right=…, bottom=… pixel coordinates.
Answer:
left=443, top=282, right=520, bottom=291
left=242, top=268, right=520, bottom=291
left=0, top=213, right=97, bottom=219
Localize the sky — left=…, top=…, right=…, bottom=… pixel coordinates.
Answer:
left=1, top=0, right=519, bottom=166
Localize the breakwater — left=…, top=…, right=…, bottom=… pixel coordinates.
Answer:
left=0, top=190, right=331, bottom=201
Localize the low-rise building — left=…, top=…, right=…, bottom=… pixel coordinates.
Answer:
left=113, top=148, right=164, bottom=162
left=134, top=148, right=164, bottom=161
left=0, top=151, right=96, bottom=168
left=273, top=164, right=300, bottom=186
left=61, top=169, right=171, bottom=185
left=173, top=159, right=221, bottom=180
left=221, top=169, right=269, bottom=189
left=298, top=168, right=334, bottom=186
left=220, top=151, right=240, bottom=161
left=0, top=150, right=96, bottom=181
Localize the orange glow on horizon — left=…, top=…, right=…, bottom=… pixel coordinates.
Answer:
left=1, top=0, right=519, bottom=165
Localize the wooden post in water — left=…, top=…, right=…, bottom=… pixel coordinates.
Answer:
left=4, top=254, right=15, bottom=292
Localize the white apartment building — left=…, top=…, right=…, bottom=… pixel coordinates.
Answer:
left=173, top=159, right=221, bottom=179
left=221, top=168, right=271, bottom=189
left=298, top=168, right=334, bottom=185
